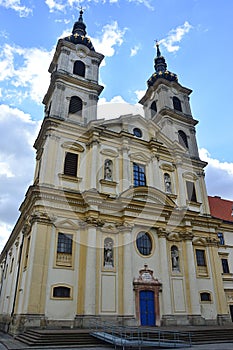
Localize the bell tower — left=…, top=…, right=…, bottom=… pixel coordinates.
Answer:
left=139, top=42, right=199, bottom=160
left=43, top=10, right=104, bottom=124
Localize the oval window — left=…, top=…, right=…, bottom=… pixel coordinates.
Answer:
left=133, top=128, right=142, bottom=138
left=136, top=232, right=152, bottom=256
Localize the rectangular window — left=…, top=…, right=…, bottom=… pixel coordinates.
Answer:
left=24, top=236, right=31, bottom=269
left=133, top=163, right=146, bottom=187
left=186, top=181, right=197, bottom=202
left=64, top=152, right=78, bottom=177
left=196, top=249, right=206, bottom=266
left=218, top=232, right=225, bottom=245
left=10, top=258, right=14, bottom=274
left=221, top=258, right=230, bottom=274
left=56, top=233, right=73, bottom=267
left=196, top=249, right=208, bottom=276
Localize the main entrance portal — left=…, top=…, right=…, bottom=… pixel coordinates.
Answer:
left=133, top=265, right=162, bottom=326
left=139, top=290, right=155, bottom=326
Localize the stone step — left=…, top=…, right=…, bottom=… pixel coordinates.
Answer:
left=16, top=330, right=107, bottom=347
left=15, top=327, right=233, bottom=347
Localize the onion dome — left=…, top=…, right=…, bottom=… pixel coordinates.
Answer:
left=147, top=41, right=178, bottom=87
left=64, top=9, right=95, bottom=51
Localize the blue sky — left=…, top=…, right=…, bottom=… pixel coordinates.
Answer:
left=0, top=0, right=233, bottom=248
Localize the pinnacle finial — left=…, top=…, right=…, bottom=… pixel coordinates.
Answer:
left=72, top=6, right=87, bottom=36
left=156, top=40, right=161, bottom=57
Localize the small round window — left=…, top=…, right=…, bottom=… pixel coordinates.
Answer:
left=136, top=232, right=152, bottom=256
left=133, top=128, right=142, bottom=138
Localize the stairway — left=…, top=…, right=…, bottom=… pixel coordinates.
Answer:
left=15, top=329, right=108, bottom=347
left=190, top=327, right=233, bottom=344
left=15, top=326, right=233, bottom=347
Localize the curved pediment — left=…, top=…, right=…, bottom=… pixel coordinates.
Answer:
left=62, top=141, right=84, bottom=152
left=129, top=152, right=151, bottom=163
left=120, top=186, right=176, bottom=207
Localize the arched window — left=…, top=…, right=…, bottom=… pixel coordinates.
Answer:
left=73, top=60, right=85, bottom=77
left=53, top=286, right=71, bottom=298
left=178, top=130, right=188, bottom=148
left=164, top=173, right=172, bottom=193
left=171, top=245, right=180, bottom=271
left=104, top=159, right=113, bottom=181
left=104, top=237, right=114, bottom=268
left=151, top=101, right=157, bottom=118
left=69, top=96, right=83, bottom=114
left=136, top=232, right=152, bottom=256
left=173, top=96, right=182, bottom=112
left=200, top=292, right=211, bottom=302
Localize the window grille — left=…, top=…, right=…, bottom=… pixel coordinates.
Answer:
left=133, top=163, right=146, bottom=187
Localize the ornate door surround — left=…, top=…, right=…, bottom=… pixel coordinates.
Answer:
left=133, top=264, right=162, bottom=326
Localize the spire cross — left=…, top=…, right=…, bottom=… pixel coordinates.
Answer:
left=155, top=39, right=161, bottom=57
left=79, top=5, right=85, bottom=15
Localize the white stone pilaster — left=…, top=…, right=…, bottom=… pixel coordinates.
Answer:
left=84, top=226, right=97, bottom=314
left=185, top=238, right=200, bottom=315
left=158, top=230, right=172, bottom=315
left=123, top=228, right=134, bottom=315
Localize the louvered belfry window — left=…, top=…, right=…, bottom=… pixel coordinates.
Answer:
left=64, top=152, right=78, bottom=176
left=69, top=96, right=83, bottom=114
left=73, top=60, right=85, bottom=77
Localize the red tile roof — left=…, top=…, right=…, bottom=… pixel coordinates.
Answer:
left=208, top=196, right=233, bottom=222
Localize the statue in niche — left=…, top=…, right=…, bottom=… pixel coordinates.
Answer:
left=104, top=159, right=113, bottom=181
left=164, top=173, right=172, bottom=193
left=171, top=245, right=180, bottom=272
left=104, top=237, right=114, bottom=268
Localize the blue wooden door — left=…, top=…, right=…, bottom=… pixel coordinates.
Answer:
left=139, top=290, right=155, bottom=326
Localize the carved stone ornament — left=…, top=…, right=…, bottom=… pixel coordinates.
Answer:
left=85, top=216, right=104, bottom=227
left=133, top=264, right=162, bottom=287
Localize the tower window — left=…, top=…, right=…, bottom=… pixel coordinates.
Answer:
left=173, top=96, right=182, bottom=112
left=133, top=163, right=146, bottom=187
left=53, top=286, right=71, bottom=298
left=64, top=152, right=78, bottom=177
left=186, top=181, right=197, bottom=202
left=73, top=60, right=85, bottom=77
left=151, top=101, right=157, bottom=118
left=136, top=232, right=152, bottom=256
left=218, top=233, right=225, bottom=245
left=221, top=258, right=230, bottom=274
left=196, top=249, right=206, bottom=267
left=178, top=130, right=188, bottom=148
left=69, top=96, right=83, bottom=114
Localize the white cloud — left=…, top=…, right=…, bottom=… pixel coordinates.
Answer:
left=134, top=89, right=145, bottom=100
left=0, top=0, right=32, bottom=17
left=0, top=223, right=13, bottom=251
left=0, top=44, right=53, bottom=104
left=130, top=44, right=140, bottom=57
left=159, top=21, right=193, bottom=53
left=92, top=21, right=126, bottom=60
left=0, top=105, right=40, bottom=248
left=128, top=0, right=154, bottom=10
left=45, top=0, right=154, bottom=12
left=200, top=148, right=233, bottom=200
left=45, top=0, right=65, bottom=12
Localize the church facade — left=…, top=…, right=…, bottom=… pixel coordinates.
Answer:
left=0, top=11, right=232, bottom=334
